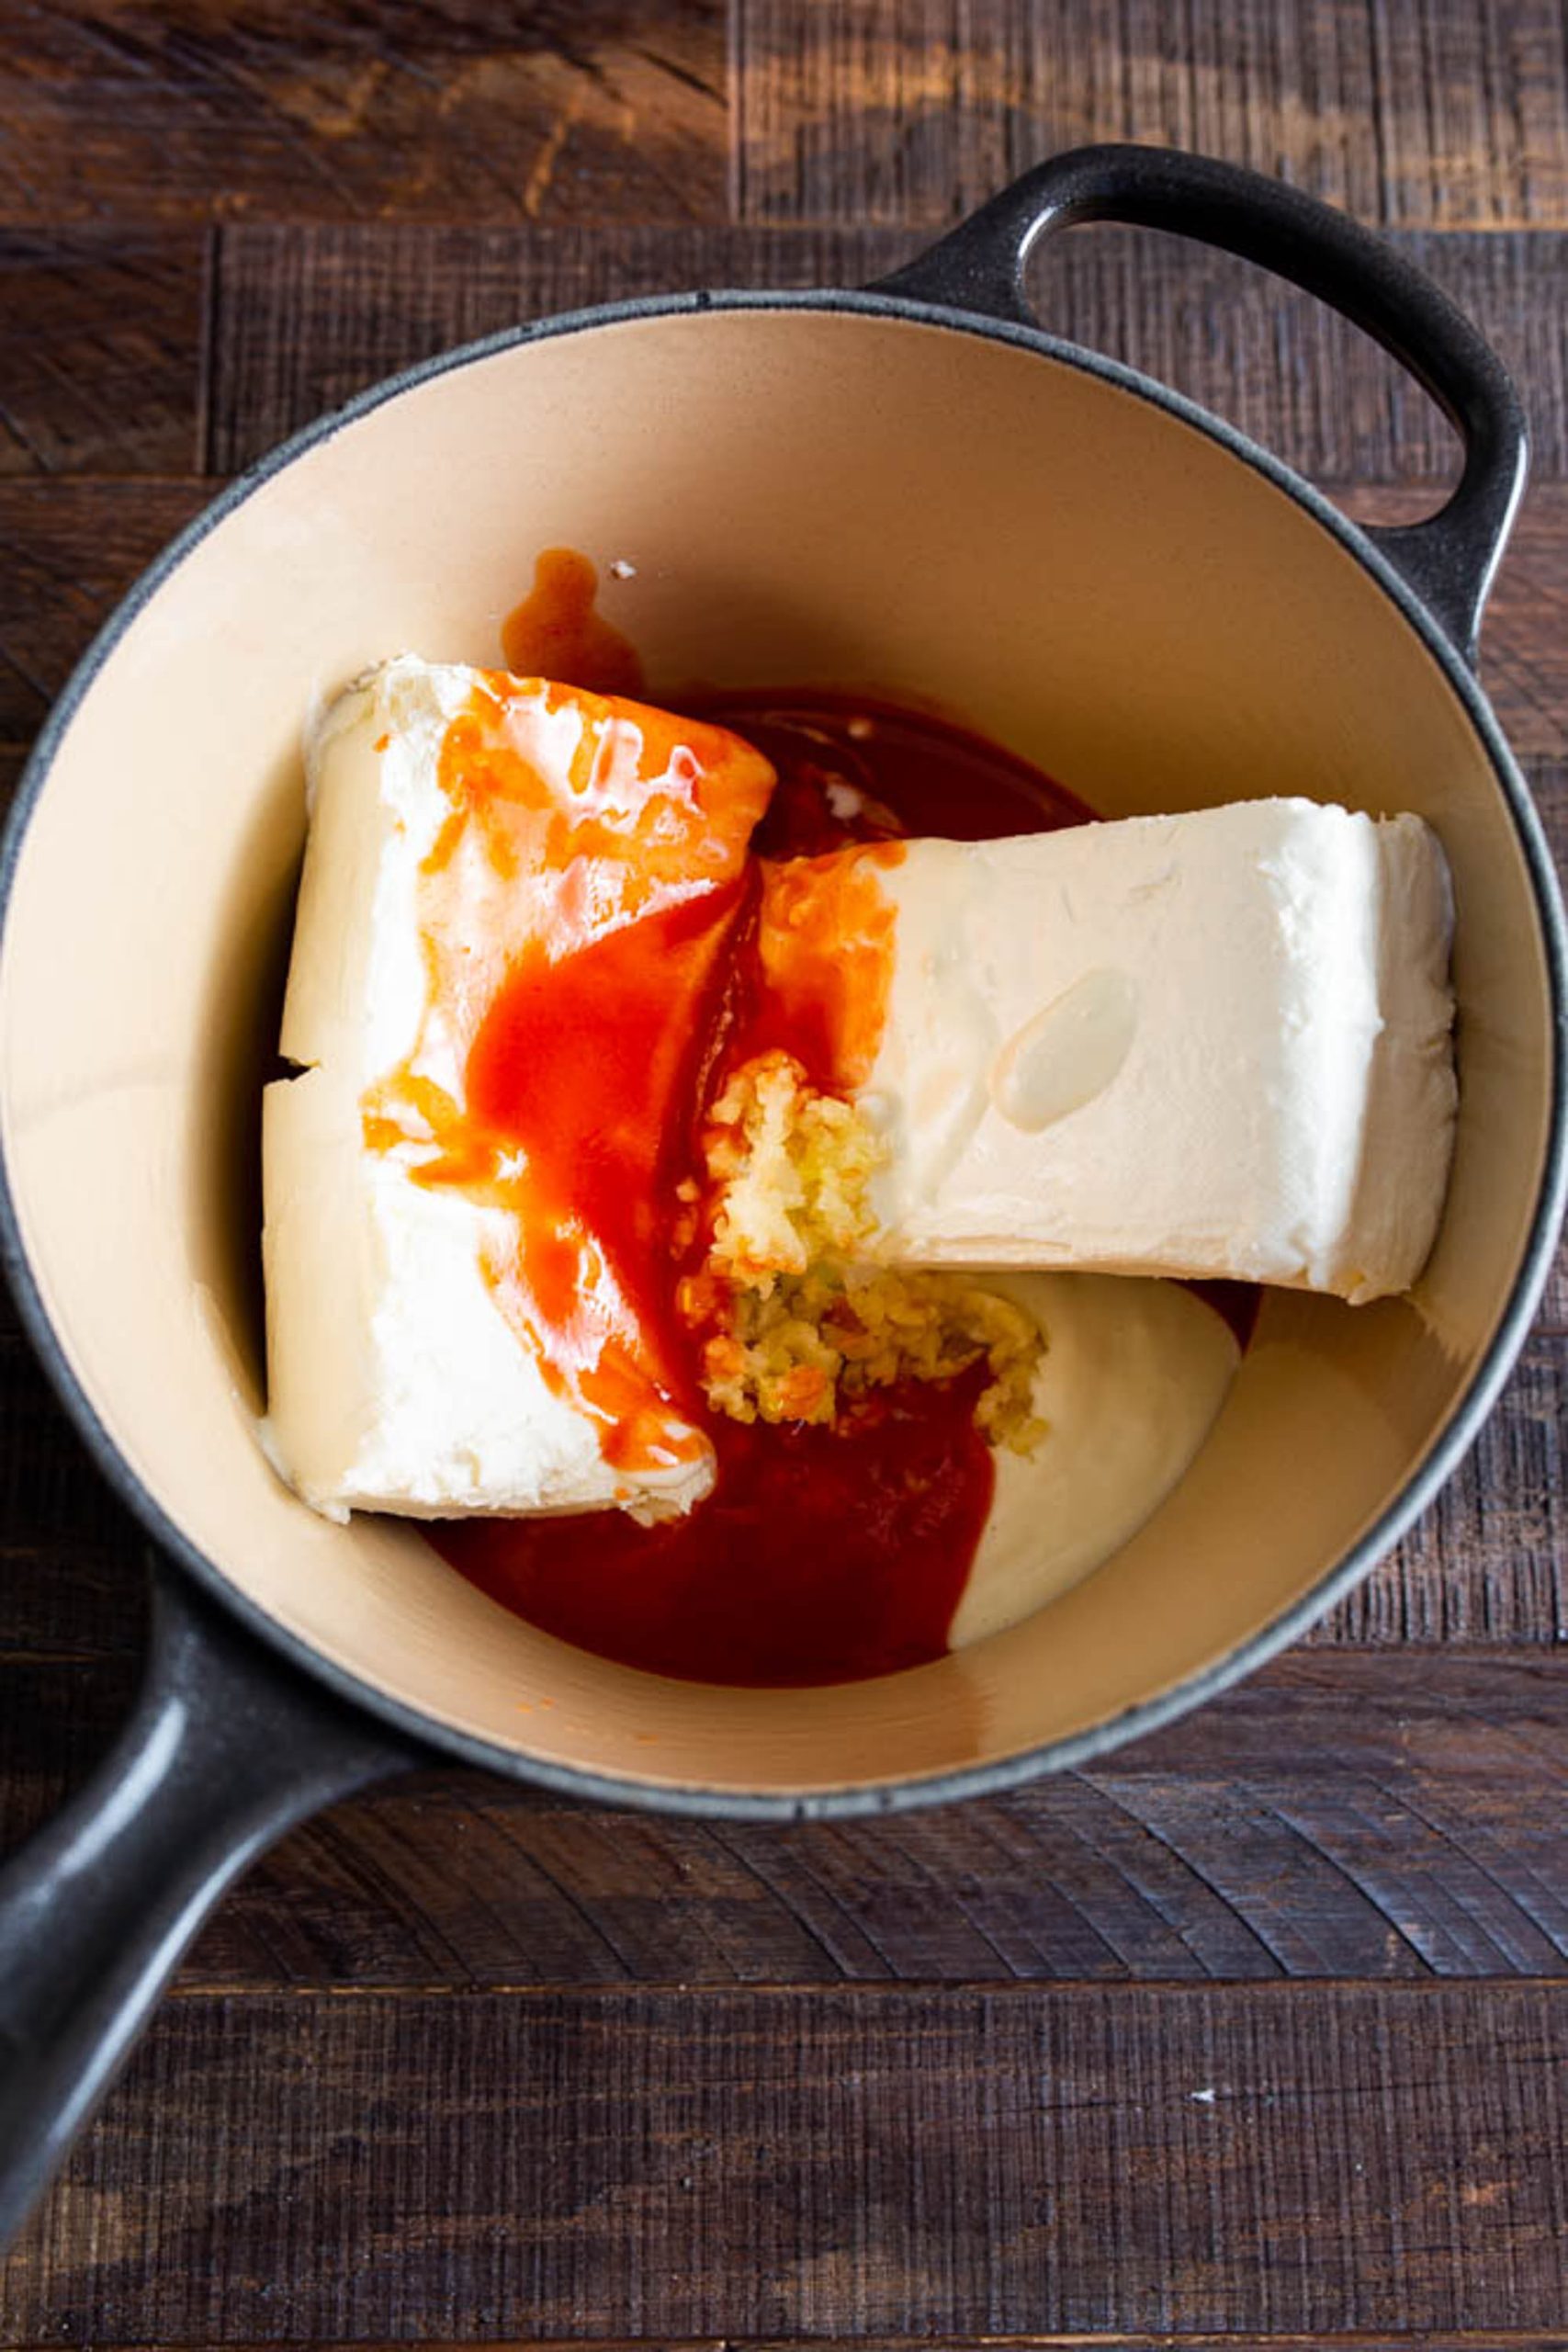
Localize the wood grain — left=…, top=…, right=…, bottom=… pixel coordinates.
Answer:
left=152, top=1648, right=1568, bottom=1990
left=0, top=477, right=207, bottom=738
left=1, top=1981, right=1562, bottom=2337
left=3, top=1614, right=1564, bottom=1991
left=0, top=2342, right=1558, bottom=2352
left=0, top=229, right=205, bottom=475
left=6, top=2342, right=1556, bottom=2352
left=205, top=221, right=913, bottom=471
left=1306, top=1308, right=1568, bottom=1643
left=0, top=0, right=728, bottom=225
left=1344, top=483, right=1568, bottom=757
left=204, top=220, right=1568, bottom=482
left=732, top=0, right=1568, bottom=230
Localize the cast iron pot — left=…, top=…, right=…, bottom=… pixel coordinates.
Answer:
left=0, top=146, right=1563, bottom=2247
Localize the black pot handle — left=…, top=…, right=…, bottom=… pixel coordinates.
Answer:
left=873, top=143, right=1528, bottom=665
left=0, top=1555, right=421, bottom=2251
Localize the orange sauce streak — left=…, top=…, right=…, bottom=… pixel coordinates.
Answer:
left=746, top=844, right=906, bottom=1091
left=464, top=891, right=746, bottom=1468
left=502, top=548, right=648, bottom=696
left=419, top=560, right=1247, bottom=1688
left=431, top=684, right=1093, bottom=1686
left=360, top=671, right=774, bottom=1476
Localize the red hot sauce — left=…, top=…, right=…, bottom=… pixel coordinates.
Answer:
left=427, top=671, right=1094, bottom=1685
left=431, top=548, right=1219, bottom=1688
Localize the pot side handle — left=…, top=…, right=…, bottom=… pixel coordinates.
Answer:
left=874, top=143, right=1528, bottom=667
left=0, top=1556, right=420, bottom=2253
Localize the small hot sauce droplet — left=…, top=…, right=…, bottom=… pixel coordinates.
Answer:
left=502, top=548, right=648, bottom=695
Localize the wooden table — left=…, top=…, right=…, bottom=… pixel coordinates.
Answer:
left=2, top=3, right=1565, bottom=2342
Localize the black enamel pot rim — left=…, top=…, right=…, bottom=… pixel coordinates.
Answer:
left=2, top=273, right=1566, bottom=1824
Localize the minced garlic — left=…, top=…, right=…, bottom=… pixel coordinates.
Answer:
left=702, top=1048, right=882, bottom=1282
left=687, top=1048, right=1045, bottom=1454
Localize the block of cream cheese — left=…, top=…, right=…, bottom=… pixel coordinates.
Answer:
left=782, top=801, right=1456, bottom=1301
left=263, top=657, right=774, bottom=1521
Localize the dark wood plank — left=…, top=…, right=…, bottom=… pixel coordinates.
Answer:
left=1, top=1981, right=1562, bottom=2336
left=8, top=2342, right=1558, bottom=2352
left=172, top=1650, right=1568, bottom=1990
left=206, top=222, right=914, bottom=472
left=0, top=2341, right=1558, bottom=2352
left=1526, top=756, right=1568, bottom=889
left=0, top=228, right=205, bottom=475
left=0, top=0, right=727, bottom=226
left=0, top=478, right=207, bottom=738
left=0, top=1332, right=148, bottom=1657
left=4, top=1640, right=1564, bottom=1989
left=732, top=0, right=1568, bottom=230
left=1344, top=481, right=1568, bottom=756
left=205, top=220, right=1568, bottom=483
left=4, top=475, right=1568, bottom=752
left=1306, top=1312, right=1568, bottom=1644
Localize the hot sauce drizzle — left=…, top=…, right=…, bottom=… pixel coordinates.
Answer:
left=427, top=676, right=1094, bottom=1685
left=361, top=672, right=773, bottom=1478
left=736, top=845, right=908, bottom=1095
left=722, top=692, right=1099, bottom=854
left=445, top=1362, right=998, bottom=1686
left=421, top=563, right=1244, bottom=1688
left=502, top=548, right=648, bottom=697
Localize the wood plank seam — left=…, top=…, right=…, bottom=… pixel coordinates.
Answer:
left=2, top=1983, right=1562, bottom=2336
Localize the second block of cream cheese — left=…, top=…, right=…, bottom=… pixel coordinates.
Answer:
left=840, top=799, right=1456, bottom=1300
left=263, top=657, right=773, bottom=1523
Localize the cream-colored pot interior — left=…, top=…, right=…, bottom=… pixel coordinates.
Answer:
left=0, top=305, right=1556, bottom=1799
